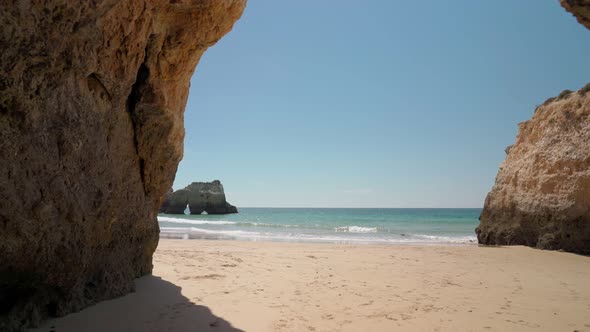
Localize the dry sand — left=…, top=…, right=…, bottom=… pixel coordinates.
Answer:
left=32, top=239, right=590, bottom=332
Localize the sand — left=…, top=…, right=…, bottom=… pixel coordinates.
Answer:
left=31, top=239, right=590, bottom=332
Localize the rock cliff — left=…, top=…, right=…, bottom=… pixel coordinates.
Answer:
left=560, top=0, right=590, bottom=30
left=477, top=1, right=590, bottom=254
left=159, top=187, right=174, bottom=214
left=476, top=86, right=590, bottom=253
left=0, top=0, right=245, bottom=330
left=160, top=180, right=238, bottom=215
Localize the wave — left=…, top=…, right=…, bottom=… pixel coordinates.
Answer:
left=158, top=216, right=298, bottom=228
left=157, top=216, right=477, bottom=245
left=334, top=226, right=378, bottom=233
left=159, top=216, right=314, bottom=229
left=159, top=227, right=477, bottom=245
left=237, top=222, right=301, bottom=228
left=404, top=234, right=477, bottom=244
left=159, top=216, right=383, bottom=233
left=157, top=216, right=236, bottom=225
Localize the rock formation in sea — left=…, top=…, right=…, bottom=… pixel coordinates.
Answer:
left=477, top=1, right=590, bottom=254
left=0, top=1, right=246, bottom=330
left=160, top=180, right=238, bottom=215
left=476, top=85, right=590, bottom=254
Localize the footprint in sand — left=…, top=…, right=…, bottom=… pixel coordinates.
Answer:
left=505, top=319, right=540, bottom=328
left=181, top=274, right=225, bottom=280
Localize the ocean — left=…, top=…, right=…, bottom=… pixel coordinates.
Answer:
left=158, top=208, right=480, bottom=245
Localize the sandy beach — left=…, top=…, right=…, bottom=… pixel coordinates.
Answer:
left=32, top=239, right=590, bottom=332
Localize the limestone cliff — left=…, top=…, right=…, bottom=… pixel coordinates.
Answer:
left=476, top=1, right=590, bottom=254
left=159, top=187, right=174, bottom=214
left=0, top=0, right=246, bottom=330
left=560, top=0, right=590, bottom=30
left=160, top=180, right=238, bottom=215
left=476, top=86, right=590, bottom=254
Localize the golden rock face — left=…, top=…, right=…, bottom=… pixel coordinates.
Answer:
left=476, top=1, right=590, bottom=253
left=477, top=87, right=590, bottom=253
left=0, top=0, right=245, bottom=329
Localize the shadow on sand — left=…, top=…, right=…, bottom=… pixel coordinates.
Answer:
left=29, top=275, right=244, bottom=332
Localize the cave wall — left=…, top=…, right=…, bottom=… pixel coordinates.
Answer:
left=0, top=0, right=246, bottom=330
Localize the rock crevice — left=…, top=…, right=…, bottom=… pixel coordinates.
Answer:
left=127, top=60, right=151, bottom=194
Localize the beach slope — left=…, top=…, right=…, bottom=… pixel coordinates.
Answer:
left=32, top=240, right=590, bottom=331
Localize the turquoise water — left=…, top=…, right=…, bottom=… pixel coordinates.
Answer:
left=158, top=208, right=481, bottom=245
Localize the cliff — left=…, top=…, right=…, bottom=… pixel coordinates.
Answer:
left=0, top=0, right=246, bottom=330
left=476, top=86, right=590, bottom=253
left=159, top=187, right=174, bottom=214
left=476, top=1, right=590, bottom=254
left=560, top=0, right=590, bottom=30
left=160, top=180, right=238, bottom=215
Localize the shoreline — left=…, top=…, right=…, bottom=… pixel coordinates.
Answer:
left=159, top=228, right=478, bottom=246
left=32, top=239, right=590, bottom=332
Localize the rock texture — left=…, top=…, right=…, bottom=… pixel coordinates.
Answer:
left=477, top=1, right=590, bottom=254
left=476, top=86, right=590, bottom=254
left=0, top=0, right=245, bottom=330
left=561, top=0, right=590, bottom=30
left=158, top=188, right=174, bottom=214
left=160, top=180, right=238, bottom=214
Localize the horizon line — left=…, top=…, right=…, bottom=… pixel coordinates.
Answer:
left=235, top=206, right=483, bottom=209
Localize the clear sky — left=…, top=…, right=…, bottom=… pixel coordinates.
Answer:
left=173, top=0, right=590, bottom=208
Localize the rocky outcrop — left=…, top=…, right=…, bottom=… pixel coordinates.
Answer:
left=0, top=1, right=246, bottom=330
left=561, top=0, right=590, bottom=30
left=476, top=86, right=590, bottom=254
left=477, top=1, right=590, bottom=254
left=160, top=180, right=238, bottom=215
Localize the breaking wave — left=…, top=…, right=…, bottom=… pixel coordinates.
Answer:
left=334, top=226, right=378, bottom=233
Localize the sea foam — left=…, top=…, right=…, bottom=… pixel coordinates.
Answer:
left=159, top=227, right=477, bottom=245
left=157, top=208, right=481, bottom=245
left=334, top=226, right=378, bottom=233
left=157, top=216, right=236, bottom=225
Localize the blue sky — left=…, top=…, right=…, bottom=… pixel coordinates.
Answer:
left=173, top=0, right=590, bottom=208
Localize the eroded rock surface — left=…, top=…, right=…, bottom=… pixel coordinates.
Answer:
left=476, top=1, right=590, bottom=254
left=158, top=187, right=174, bottom=214
left=0, top=0, right=245, bottom=330
left=477, top=86, right=590, bottom=254
left=561, top=0, right=590, bottom=30
left=160, top=180, right=238, bottom=215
